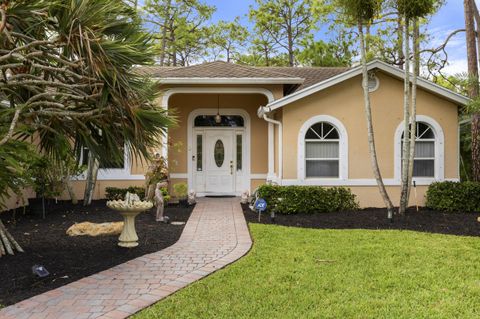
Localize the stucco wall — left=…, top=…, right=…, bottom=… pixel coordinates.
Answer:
left=167, top=93, right=269, bottom=176
left=281, top=72, right=459, bottom=207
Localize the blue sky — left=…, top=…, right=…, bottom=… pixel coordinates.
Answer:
left=142, top=0, right=469, bottom=74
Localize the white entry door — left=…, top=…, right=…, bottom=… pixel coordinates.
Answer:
left=205, top=130, right=235, bottom=194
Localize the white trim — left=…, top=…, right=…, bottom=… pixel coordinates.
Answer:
left=75, top=145, right=145, bottom=181
left=281, top=178, right=459, bottom=187
left=264, top=60, right=469, bottom=113
left=251, top=174, right=268, bottom=179
left=187, top=108, right=251, bottom=194
left=156, top=77, right=304, bottom=85
left=297, top=115, right=349, bottom=181
left=267, top=122, right=274, bottom=179
left=394, top=115, right=445, bottom=182
left=263, top=114, right=283, bottom=182
left=170, top=173, right=188, bottom=179
left=161, top=87, right=275, bottom=108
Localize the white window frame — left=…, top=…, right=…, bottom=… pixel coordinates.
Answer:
left=394, top=115, right=445, bottom=183
left=75, top=144, right=144, bottom=181
left=298, top=115, right=348, bottom=181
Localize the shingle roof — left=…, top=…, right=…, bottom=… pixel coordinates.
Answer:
left=138, top=61, right=300, bottom=79
left=136, top=61, right=351, bottom=92
left=261, top=67, right=350, bottom=91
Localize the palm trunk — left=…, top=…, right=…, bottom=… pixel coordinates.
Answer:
left=399, top=18, right=411, bottom=214
left=83, top=152, right=99, bottom=206
left=64, top=174, right=78, bottom=205
left=358, top=21, right=395, bottom=220
left=0, top=220, right=24, bottom=257
left=406, top=18, right=420, bottom=205
left=465, top=0, right=480, bottom=181
left=397, top=14, right=405, bottom=69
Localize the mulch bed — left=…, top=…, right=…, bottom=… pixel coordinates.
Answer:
left=0, top=200, right=194, bottom=306
left=242, top=204, right=480, bottom=237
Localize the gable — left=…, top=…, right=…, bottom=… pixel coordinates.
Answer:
left=262, top=60, right=470, bottom=114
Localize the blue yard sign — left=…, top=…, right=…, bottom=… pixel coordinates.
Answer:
left=254, top=198, right=267, bottom=212
left=254, top=198, right=267, bottom=222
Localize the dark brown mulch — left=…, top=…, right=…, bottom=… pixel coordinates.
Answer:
left=242, top=204, right=480, bottom=237
left=0, top=200, right=194, bottom=306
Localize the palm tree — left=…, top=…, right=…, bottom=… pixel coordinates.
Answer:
left=0, top=0, right=175, bottom=257
left=337, top=0, right=395, bottom=220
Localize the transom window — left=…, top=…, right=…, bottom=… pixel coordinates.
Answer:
left=194, top=115, right=244, bottom=127
left=402, top=122, right=435, bottom=177
left=305, top=122, right=340, bottom=178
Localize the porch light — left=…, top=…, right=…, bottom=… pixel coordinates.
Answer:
left=215, top=95, right=221, bottom=124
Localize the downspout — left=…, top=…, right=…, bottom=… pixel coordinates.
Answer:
left=261, top=106, right=283, bottom=183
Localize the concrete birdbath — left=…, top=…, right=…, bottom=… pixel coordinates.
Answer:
left=107, top=193, right=153, bottom=248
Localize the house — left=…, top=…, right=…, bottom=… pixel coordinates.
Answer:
left=6, top=59, right=466, bottom=210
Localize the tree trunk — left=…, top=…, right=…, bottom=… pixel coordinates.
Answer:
left=83, top=152, right=99, bottom=206
left=358, top=21, right=395, bottom=220
left=0, top=220, right=24, bottom=257
left=399, top=18, right=411, bottom=214
left=406, top=18, right=420, bottom=206
left=413, top=20, right=420, bottom=76
left=159, top=0, right=171, bottom=66
left=468, top=0, right=480, bottom=181
left=397, top=14, right=405, bottom=69
left=64, top=174, right=78, bottom=205
left=287, top=27, right=294, bottom=66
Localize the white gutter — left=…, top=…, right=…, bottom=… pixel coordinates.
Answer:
left=261, top=106, right=283, bottom=183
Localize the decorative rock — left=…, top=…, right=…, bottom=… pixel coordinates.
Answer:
left=66, top=222, right=123, bottom=237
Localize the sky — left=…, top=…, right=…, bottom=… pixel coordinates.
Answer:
left=142, top=0, right=469, bottom=75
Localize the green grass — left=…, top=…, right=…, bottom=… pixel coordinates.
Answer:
left=135, top=224, right=480, bottom=319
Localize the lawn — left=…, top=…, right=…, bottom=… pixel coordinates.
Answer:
left=135, top=223, right=480, bottom=319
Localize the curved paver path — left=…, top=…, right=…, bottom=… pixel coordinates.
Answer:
left=0, top=197, right=252, bottom=319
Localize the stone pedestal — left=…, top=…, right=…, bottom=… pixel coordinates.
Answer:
left=118, top=211, right=142, bottom=248
left=107, top=199, right=153, bottom=248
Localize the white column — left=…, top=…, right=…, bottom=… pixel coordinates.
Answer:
left=161, top=103, right=168, bottom=160
left=267, top=122, right=275, bottom=182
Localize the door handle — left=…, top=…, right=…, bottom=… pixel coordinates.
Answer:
left=230, top=160, right=233, bottom=175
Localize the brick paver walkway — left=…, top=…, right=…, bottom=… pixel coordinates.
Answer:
left=0, top=197, right=252, bottom=319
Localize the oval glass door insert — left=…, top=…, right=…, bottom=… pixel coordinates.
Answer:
left=214, top=140, right=225, bottom=167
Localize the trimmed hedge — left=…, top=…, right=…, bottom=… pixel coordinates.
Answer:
left=105, top=186, right=146, bottom=200
left=426, top=181, right=480, bottom=212
left=256, top=185, right=359, bottom=214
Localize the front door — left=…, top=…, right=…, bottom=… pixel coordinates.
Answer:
left=205, top=130, right=235, bottom=193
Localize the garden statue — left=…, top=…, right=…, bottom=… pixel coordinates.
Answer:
left=188, top=190, right=196, bottom=205
left=155, top=181, right=169, bottom=222
left=241, top=190, right=249, bottom=204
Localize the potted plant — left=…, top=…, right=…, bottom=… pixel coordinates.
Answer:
left=173, top=183, right=188, bottom=206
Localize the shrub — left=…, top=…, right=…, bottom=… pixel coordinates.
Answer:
left=256, top=185, right=359, bottom=214
left=426, top=181, right=480, bottom=212
left=173, top=183, right=188, bottom=200
left=105, top=186, right=146, bottom=200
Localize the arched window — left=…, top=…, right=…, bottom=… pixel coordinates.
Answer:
left=394, top=115, right=445, bottom=181
left=402, top=122, right=435, bottom=177
left=304, top=122, right=340, bottom=178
